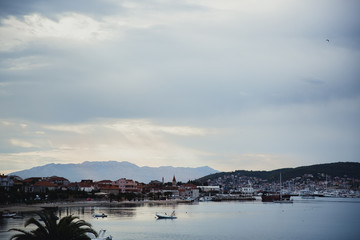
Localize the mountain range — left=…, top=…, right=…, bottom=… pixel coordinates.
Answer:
left=10, top=161, right=219, bottom=183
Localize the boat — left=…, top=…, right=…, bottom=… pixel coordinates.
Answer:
left=156, top=210, right=177, bottom=219
left=92, top=229, right=112, bottom=240
left=93, top=213, right=107, bottom=218
left=261, top=192, right=291, bottom=202
left=274, top=173, right=293, bottom=204
left=2, top=212, right=17, bottom=218
left=300, top=189, right=315, bottom=199
left=212, top=194, right=255, bottom=201
left=199, top=195, right=212, bottom=202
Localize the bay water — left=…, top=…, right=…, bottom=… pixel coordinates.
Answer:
left=1, top=197, right=359, bottom=240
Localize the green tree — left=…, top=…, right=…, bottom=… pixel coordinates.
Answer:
left=9, top=211, right=98, bottom=240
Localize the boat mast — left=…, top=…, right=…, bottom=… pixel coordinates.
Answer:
left=279, top=173, right=282, bottom=199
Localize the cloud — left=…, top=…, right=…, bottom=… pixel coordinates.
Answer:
left=0, top=13, right=111, bottom=51
left=0, top=0, right=359, bottom=174
left=104, top=119, right=210, bottom=136
left=9, top=139, right=36, bottom=148
left=1, top=55, right=51, bottom=71
left=0, top=118, right=216, bottom=172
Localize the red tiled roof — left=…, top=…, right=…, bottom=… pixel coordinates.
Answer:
left=34, top=181, right=57, bottom=187
left=23, top=177, right=42, bottom=182
left=97, top=180, right=112, bottom=184
left=79, top=183, right=93, bottom=188
left=100, top=185, right=120, bottom=190
left=47, top=176, right=69, bottom=181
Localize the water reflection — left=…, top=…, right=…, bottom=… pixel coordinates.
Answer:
left=1, top=200, right=360, bottom=240
left=58, top=206, right=137, bottom=219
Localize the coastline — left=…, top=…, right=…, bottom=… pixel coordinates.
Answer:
left=0, top=199, right=192, bottom=213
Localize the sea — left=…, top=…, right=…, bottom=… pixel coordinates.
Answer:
left=1, top=197, right=359, bottom=240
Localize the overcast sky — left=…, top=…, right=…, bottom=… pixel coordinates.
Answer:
left=0, top=0, right=359, bottom=174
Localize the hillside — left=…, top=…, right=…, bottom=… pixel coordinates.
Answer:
left=196, top=162, right=360, bottom=183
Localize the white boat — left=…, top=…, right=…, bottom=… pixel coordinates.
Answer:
left=199, top=195, right=212, bottom=202
left=92, top=229, right=112, bottom=240
left=156, top=210, right=177, bottom=219
left=93, top=213, right=107, bottom=218
left=2, top=212, right=16, bottom=218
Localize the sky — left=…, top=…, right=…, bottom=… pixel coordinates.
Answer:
left=0, top=0, right=359, bottom=174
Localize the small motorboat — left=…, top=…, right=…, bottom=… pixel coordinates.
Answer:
left=2, top=212, right=17, bottom=218
left=156, top=211, right=177, bottom=219
left=93, top=213, right=107, bottom=218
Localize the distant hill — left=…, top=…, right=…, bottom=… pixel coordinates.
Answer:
left=10, top=161, right=219, bottom=183
left=196, top=162, right=360, bottom=183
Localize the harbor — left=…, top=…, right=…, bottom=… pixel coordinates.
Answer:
left=1, top=197, right=359, bottom=240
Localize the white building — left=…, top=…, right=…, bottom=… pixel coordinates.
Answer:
left=113, top=178, right=138, bottom=193
left=197, top=186, right=220, bottom=192
left=0, top=175, right=14, bottom=190
left=241, top=187, right=254, bottom=195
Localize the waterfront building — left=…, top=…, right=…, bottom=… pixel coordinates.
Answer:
left=113, top=178, right=139, bottom=193
left=78, top=182, right=95, bottom=192
left=197, top=186, right=220, bottom=192
left=44, top=176, right=70, bottom=186
left=98, top=185, right=120, bottom=195
left=179, top=184, right=199, bottom=199
left=241, top=186, right=254, bottom=196
left=32, top=180, right=58, bottom=193
left=0, top=174, right=14, bottom=190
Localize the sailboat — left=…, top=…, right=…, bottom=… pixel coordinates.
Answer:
left=274, top=173, right=293, bottom=204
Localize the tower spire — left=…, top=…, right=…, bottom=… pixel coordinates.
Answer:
left=172, top=175, right=176, bottom=187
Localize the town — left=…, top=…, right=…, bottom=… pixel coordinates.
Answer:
left=1, top=170, right=359, bottom=205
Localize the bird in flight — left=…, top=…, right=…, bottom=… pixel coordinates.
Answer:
left=326, top=39, right=330, bottom=42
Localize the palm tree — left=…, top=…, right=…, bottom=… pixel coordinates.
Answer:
left=9, top=211, right=98, bottom=240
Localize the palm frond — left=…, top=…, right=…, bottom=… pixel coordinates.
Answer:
left=9, top=211, right=98, bottom=240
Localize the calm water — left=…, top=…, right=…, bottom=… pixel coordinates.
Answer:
left=1, top=197, right=360, bottom=240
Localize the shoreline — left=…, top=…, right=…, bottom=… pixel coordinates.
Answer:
left=0, top=199, right=192, bottom=213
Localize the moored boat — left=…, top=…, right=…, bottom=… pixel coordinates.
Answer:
left=93, top=213, right=107, bottom=218
left=2, top=212, right=17, bottom=218
left=156, top=210, right=177, bottom=219
left=273, top=173, right=293, bottom=203
left=261, top=192, right=291, bottom=202
left=262, top=173, right=293, bottom=203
